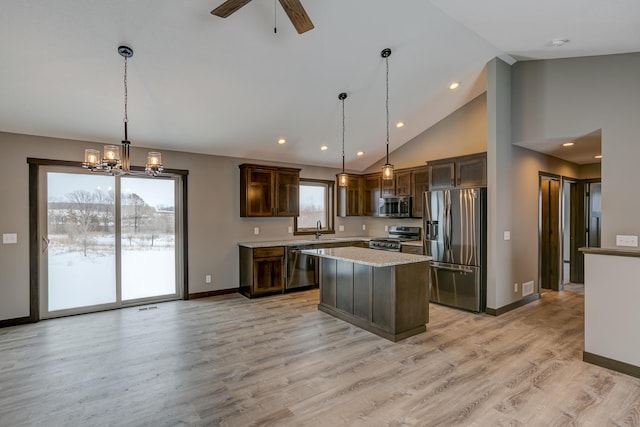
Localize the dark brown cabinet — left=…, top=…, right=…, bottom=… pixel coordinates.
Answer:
left=394, top=170, right=412, bottom=196
left=411, top=167, right=430, bottom=218
left=428, top=153, right=486, bottom=190
left=239, top=246, right=285, bottom=297
left=363, top=174, right=381, bottom=216
left=239, top=164, right=300, bottom=217
left=337, top=174, right=362, bottom=217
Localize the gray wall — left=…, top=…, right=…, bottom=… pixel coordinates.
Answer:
left=512, top=52, right=640, bottom=247
left=0, top=131, right=368, bottom=321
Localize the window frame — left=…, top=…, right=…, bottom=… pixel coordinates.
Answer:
left=294, top=178, right=335, bottom=236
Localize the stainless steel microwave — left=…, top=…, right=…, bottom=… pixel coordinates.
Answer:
left=378, top=196, right=411, bottom=217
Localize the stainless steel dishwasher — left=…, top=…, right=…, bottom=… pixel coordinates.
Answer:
left=285, top=245, right=317, bottom=290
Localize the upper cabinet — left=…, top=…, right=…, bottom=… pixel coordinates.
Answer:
left=239, top=164, right=300, bottom=217
left=362, top=174, right=381, bottom=217
left=394, top=170, right=412, bottom=196
left=428, top=153, right=486, bottom=190
left=337, top=174, right=363, bottom=217
left=411, top=167, right=430, bottom=218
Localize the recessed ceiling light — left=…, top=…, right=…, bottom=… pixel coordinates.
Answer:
left=278, top=139, right=286, bottom=145
left=356, top=151, right=364, bottom=156
left=449, top=82, right=460, bottom=90
left=562, top=142, right=575, bottom=147
left=396, top=122, right=405, bottom=128
left=320, top=145, right=328, bottom=151
left=594, top=154, right=602, bottom=159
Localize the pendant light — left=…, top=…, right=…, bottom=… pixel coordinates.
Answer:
left=83, top=46, right=164, bottom=176
left=337, top=92, right=348, bottom=187
left=381, top=48, right=394, bottom=180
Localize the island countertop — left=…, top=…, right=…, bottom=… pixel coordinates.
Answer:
left=302, top=246, right=432, bottom=268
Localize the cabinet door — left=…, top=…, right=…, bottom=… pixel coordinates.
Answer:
left=395, top=171, right=412, bottom=196
left=276, top=170, right=299, bottom=216
left=381, top=175, right=395, bottom=197
left=411, top=167, right=430, bottom=218
left=429, top=162, right=455, bottom=190
left=245, top=168, right=275, bottom=216
left=362, top=174, right=380, bottom=216
left=337, top=174, right=362, bottom=217
left=456, top=155, right=487, bottom=188
left=253, top=255, right=284, bottom=295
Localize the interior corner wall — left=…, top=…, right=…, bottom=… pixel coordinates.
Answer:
left=0, top=131, right=353, bottom=322
left=486, top=57, right=512, bottom=310
left=511, top=52, right=640, bottom=247
left=364, top=93, right=487, bottom=173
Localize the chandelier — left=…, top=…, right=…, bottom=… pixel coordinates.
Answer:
left=83, top=46, right=163, bottom=176
left=381, top=48, right=394, bottom=180
left=337, top=92, right=348, bottom=187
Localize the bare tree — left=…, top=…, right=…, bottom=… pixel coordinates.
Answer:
left=65, top=190, right=100, bottom=256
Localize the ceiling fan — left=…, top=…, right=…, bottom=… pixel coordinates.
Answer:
left=211, top=0, right=314, bottom=34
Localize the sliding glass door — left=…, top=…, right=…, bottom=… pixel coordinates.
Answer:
left=40, top=167, right=182, bottom=318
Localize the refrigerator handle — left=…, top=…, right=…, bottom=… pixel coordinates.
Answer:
left=431, top=221, right=438, bottom=239
left=424, top=220, right=431, bottom=240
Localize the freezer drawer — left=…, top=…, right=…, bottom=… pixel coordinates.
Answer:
left=430, top=262, right=483, bottom=312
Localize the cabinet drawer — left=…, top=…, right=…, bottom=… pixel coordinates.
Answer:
left=254, top=247, right=285, bottom=258
left=401, top=244, right=424, bottom=255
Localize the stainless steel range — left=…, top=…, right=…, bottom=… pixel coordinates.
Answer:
left=369, top=225, right=421, bottom=251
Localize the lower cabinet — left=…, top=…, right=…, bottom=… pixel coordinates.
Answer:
left=239, top=246, right=285, bottom=297
left=401, top=244, right=424, bottom=255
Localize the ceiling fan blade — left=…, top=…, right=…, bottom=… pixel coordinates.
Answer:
left=278, top=0, right=314, bottom=34
left=211, top=0, right=253, bottom=18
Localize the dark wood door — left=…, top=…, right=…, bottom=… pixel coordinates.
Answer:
left=570, top=180, right=586, bottom=284
left=411, top=167, right=429, bottom=218
left=276, top=170, right=299, bottom=217
left=540, top=176, right=561, bottom=291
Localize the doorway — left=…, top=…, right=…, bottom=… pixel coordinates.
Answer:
left=39, top=167, right=183, bottom=319
left=539, top=175, right=561, bottom=291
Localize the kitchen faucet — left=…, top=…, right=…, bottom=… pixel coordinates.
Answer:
left=315, top=220, right=322, bottom=239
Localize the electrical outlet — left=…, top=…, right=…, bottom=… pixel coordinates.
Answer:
left=362, top=224, right=366, bottom=231
left=504, top=231, right=511, bottom=241
left=2, top=233, right=17, bottom=244
left=339, top=225, right=344, bottom=232
left=288, top=226, right=293, bottom=234
left=616, top=235, right=638, bottom=247
left=254, top=227, right=260, bottom=235
left=513, top=283, right=518, bottom=293
left=384, top=225, right=389, bottom=232
left=205, top=275, right=212, bottom=284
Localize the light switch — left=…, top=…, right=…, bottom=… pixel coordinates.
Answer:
left=253, top=227, right=260, bottom=235
left=3, top=233, right=17, bottom=244
left=339, top=225, right=344, bottom=232
left=503, top=231, right=511, bottom=241
left=288, top=226, right=293, bottom=234
left=616, top=235, right=638, bottom=247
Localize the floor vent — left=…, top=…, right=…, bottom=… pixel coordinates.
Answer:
left=522, top=281, right=535, bottom=296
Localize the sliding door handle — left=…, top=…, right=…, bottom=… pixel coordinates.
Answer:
left=41, top=236, right=50, bottom=254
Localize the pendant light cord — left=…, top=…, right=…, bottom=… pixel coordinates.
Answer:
left=342, top=96, right=346, bottom=173
left=123, top=55, right=129, bottom=141
left=385, top=54, right=390, bottom=163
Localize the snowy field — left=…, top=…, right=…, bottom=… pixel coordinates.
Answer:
left=48, top=238, right=176, bottom=311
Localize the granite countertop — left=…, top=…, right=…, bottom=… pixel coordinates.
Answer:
left=301, top=246, right=432, bottom=268
left=238, top=237, right=371, bottom=248
left=580, top=247, right=640, bottom=258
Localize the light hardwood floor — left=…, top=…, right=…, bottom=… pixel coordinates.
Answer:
left=1, top=285, right=639, bottom=426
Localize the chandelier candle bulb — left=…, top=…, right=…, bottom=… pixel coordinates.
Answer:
left=103, top=145, right=120, bottom=166
left=145, top=152, right=164, bottom=176
left=84, top=149, right=100, bottom=167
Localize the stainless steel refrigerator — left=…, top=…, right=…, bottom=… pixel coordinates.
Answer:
left=423, top=188, right=487, bottom=312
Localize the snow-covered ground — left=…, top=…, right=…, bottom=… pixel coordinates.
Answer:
left=48, top=241, right=176, bottom=311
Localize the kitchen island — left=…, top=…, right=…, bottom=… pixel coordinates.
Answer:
left=302, top=247, right=431, bottom=342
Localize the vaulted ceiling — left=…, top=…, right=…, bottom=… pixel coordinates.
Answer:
left=1, top=1, right=638, bottom=170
